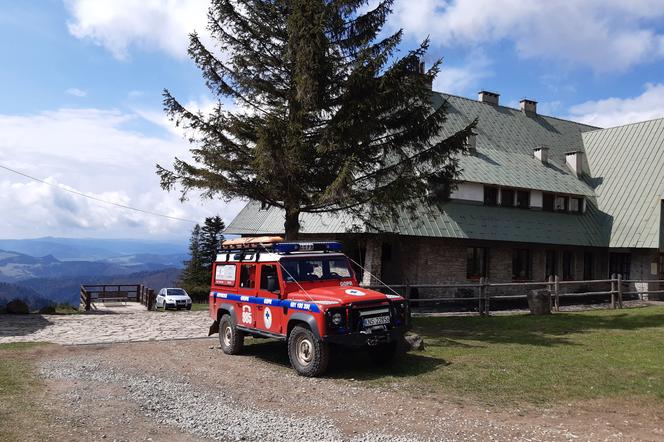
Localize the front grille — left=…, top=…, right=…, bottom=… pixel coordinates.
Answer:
left=349, top=301, right=391, bottom=332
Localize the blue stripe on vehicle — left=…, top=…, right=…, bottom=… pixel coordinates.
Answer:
left=210, top=291, right=321, bottom=313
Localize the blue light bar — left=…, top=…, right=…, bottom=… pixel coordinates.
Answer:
left=273, top=241, right=343, bottom=254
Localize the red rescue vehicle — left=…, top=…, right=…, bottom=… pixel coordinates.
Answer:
left=208, top=237, right=408, bottom=376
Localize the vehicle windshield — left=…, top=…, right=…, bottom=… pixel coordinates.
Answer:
left=280, top=257, right=353, bottom=282
left=166, top=289, right=187, bottom=296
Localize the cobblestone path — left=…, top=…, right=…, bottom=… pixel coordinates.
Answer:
left=0, top=304, right=211, bottom=345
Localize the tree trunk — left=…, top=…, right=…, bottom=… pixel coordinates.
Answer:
left=284, top=207, right=301, bottom=240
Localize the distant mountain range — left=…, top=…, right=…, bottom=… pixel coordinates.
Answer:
left=0, top=237, right=187, bottom=261
left=0, top=237, right=190, bottom=310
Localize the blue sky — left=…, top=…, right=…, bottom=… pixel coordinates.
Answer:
left=1, top=0, right=664, bottom=240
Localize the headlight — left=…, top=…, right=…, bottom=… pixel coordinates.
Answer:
left=332, top=312, right=343, bottom=325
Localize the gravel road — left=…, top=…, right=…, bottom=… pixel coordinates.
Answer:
left=40, top=358, right=413, bottom=442
left=31, top=339, right=650, bottom=442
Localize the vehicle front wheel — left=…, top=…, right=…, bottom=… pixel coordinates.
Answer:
left=288, top=325, right=329, bottom=377
left=219, top=314, right=244, bottom=355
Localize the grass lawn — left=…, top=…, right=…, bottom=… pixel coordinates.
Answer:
left=0, top=342, right=49, bottom=441
left=190, top=302, right=209, bottom=312
left=352, top=306, right=664, bottom=405
left=153, top=302, right=209, bottom=312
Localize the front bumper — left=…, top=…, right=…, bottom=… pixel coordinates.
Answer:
left=323, top=326, right=405, bottom=347
left=165, top=301, right=191, bottom=309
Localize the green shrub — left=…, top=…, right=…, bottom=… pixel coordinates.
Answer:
left=38, top=305, right=56, bottom=314
left=6, top=299, right=29, bottom=314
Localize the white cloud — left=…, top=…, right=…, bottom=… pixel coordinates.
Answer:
left=127, top=90, right=144, bottom=100
left=433, top=49, right=492, bottom=95
left=0, top=107, right=244, bottom=239
left=64, top=0, right=210, bottom=60
left=390, top=0, right=664, bottom=72
left=568, top=83, right=664, bottom=128
left=66, top=88, right=87, bottom=97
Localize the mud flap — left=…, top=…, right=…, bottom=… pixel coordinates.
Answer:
left=208, top=320, right=219, bottom=336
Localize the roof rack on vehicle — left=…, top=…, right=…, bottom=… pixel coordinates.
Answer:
left=220, top=236, right=284, bottom=250
left=219, top=236, right=343, bottom=255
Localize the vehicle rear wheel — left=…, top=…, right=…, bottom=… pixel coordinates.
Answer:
left=368, top=341, right=398, bottom=365
left=288, top=325, right=329, bottom=377
left=219, top=314, right=244, bottom=355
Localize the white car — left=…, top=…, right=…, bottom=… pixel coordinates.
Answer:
left=156, top=288, right=193, bottom=310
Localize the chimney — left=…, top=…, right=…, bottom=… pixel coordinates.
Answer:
left=416, top=59, right=432, bottom=90
left=465, top=132, right=477, bottom=153
left=533, top=146, right=549, bottom=164
left=478, top=90, right=500, bottom=105
left=565, top=151, right=586, bottom=177
left=520, top=98, right=537, bottom=114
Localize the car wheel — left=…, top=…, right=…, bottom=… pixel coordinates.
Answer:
left=368, top=342, right=398, bottom=365
left=288, top=325, right=329, bottom=377
left=219, top=314, right=244, bottom=355
left=186, top=305, right=192, bottom=311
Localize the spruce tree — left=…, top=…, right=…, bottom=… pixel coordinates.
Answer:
left=199, top=215, right=226, bottom=270
left=158, top=0, right=475, bottom=239
left=179, top=223, right=207, bottom=291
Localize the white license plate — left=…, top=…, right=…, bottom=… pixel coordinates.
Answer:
left=363, top=316, right=390, bottom=327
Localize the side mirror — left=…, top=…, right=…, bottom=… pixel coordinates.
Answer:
left=266, top=275, right=279, bottom=293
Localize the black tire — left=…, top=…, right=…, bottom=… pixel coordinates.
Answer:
left=186, top=305, right=192, bottom=311
left=219, top=314, right=244, bottom=355
left=288, top=325, right=330, bottom=377
left=368, top=341, right=398, bottom=365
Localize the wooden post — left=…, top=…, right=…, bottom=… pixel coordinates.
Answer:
left=547, top=276, right=554, bottom=311
left=610, top=274, right=616, bottom=309
left=80, top=286, right=91, bottom=311
left=553, top=275, right=560, bottom=312
left=478, top=277, right=485, bottom=316
left=617, top=274, right=624, bottom=309
left=483, top=277, right=490, bottom=315
left=147, top=288, right=155, bottom=310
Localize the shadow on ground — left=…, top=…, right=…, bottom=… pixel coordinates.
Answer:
left=0, top=314, right=53, bottom=337
left=241, top=339, right=447, bottom=380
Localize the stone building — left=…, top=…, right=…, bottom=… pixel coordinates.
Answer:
left=223, top=90, right=664, bottom=293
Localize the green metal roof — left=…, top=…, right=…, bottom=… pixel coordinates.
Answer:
left=225, top=200, right=606, bottom=246
left=433, top=93, right=597, bottom=195
left=583, top=118, right=664, bottom=249
left=459, top=148, right=594, bottom=196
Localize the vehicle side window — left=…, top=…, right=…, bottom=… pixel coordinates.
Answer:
left=239, top=264, right=256, bottom=288
left=260, top=265, right=279, bottom=292
left=215, top=264, right=237, bottom=286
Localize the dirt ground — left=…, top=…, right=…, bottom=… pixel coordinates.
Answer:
left=10, top=338, right=664, bottom=442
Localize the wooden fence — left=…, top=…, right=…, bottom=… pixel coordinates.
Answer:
left=363, top=275, right=664, bottom=315
left=80, top=284, right=155, bottom=311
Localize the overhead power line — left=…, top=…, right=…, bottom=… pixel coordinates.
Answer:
left=0, top=163, right=198, bottom=224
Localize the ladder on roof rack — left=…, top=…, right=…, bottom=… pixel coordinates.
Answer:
left=220, top=236, right=284, bottom=250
